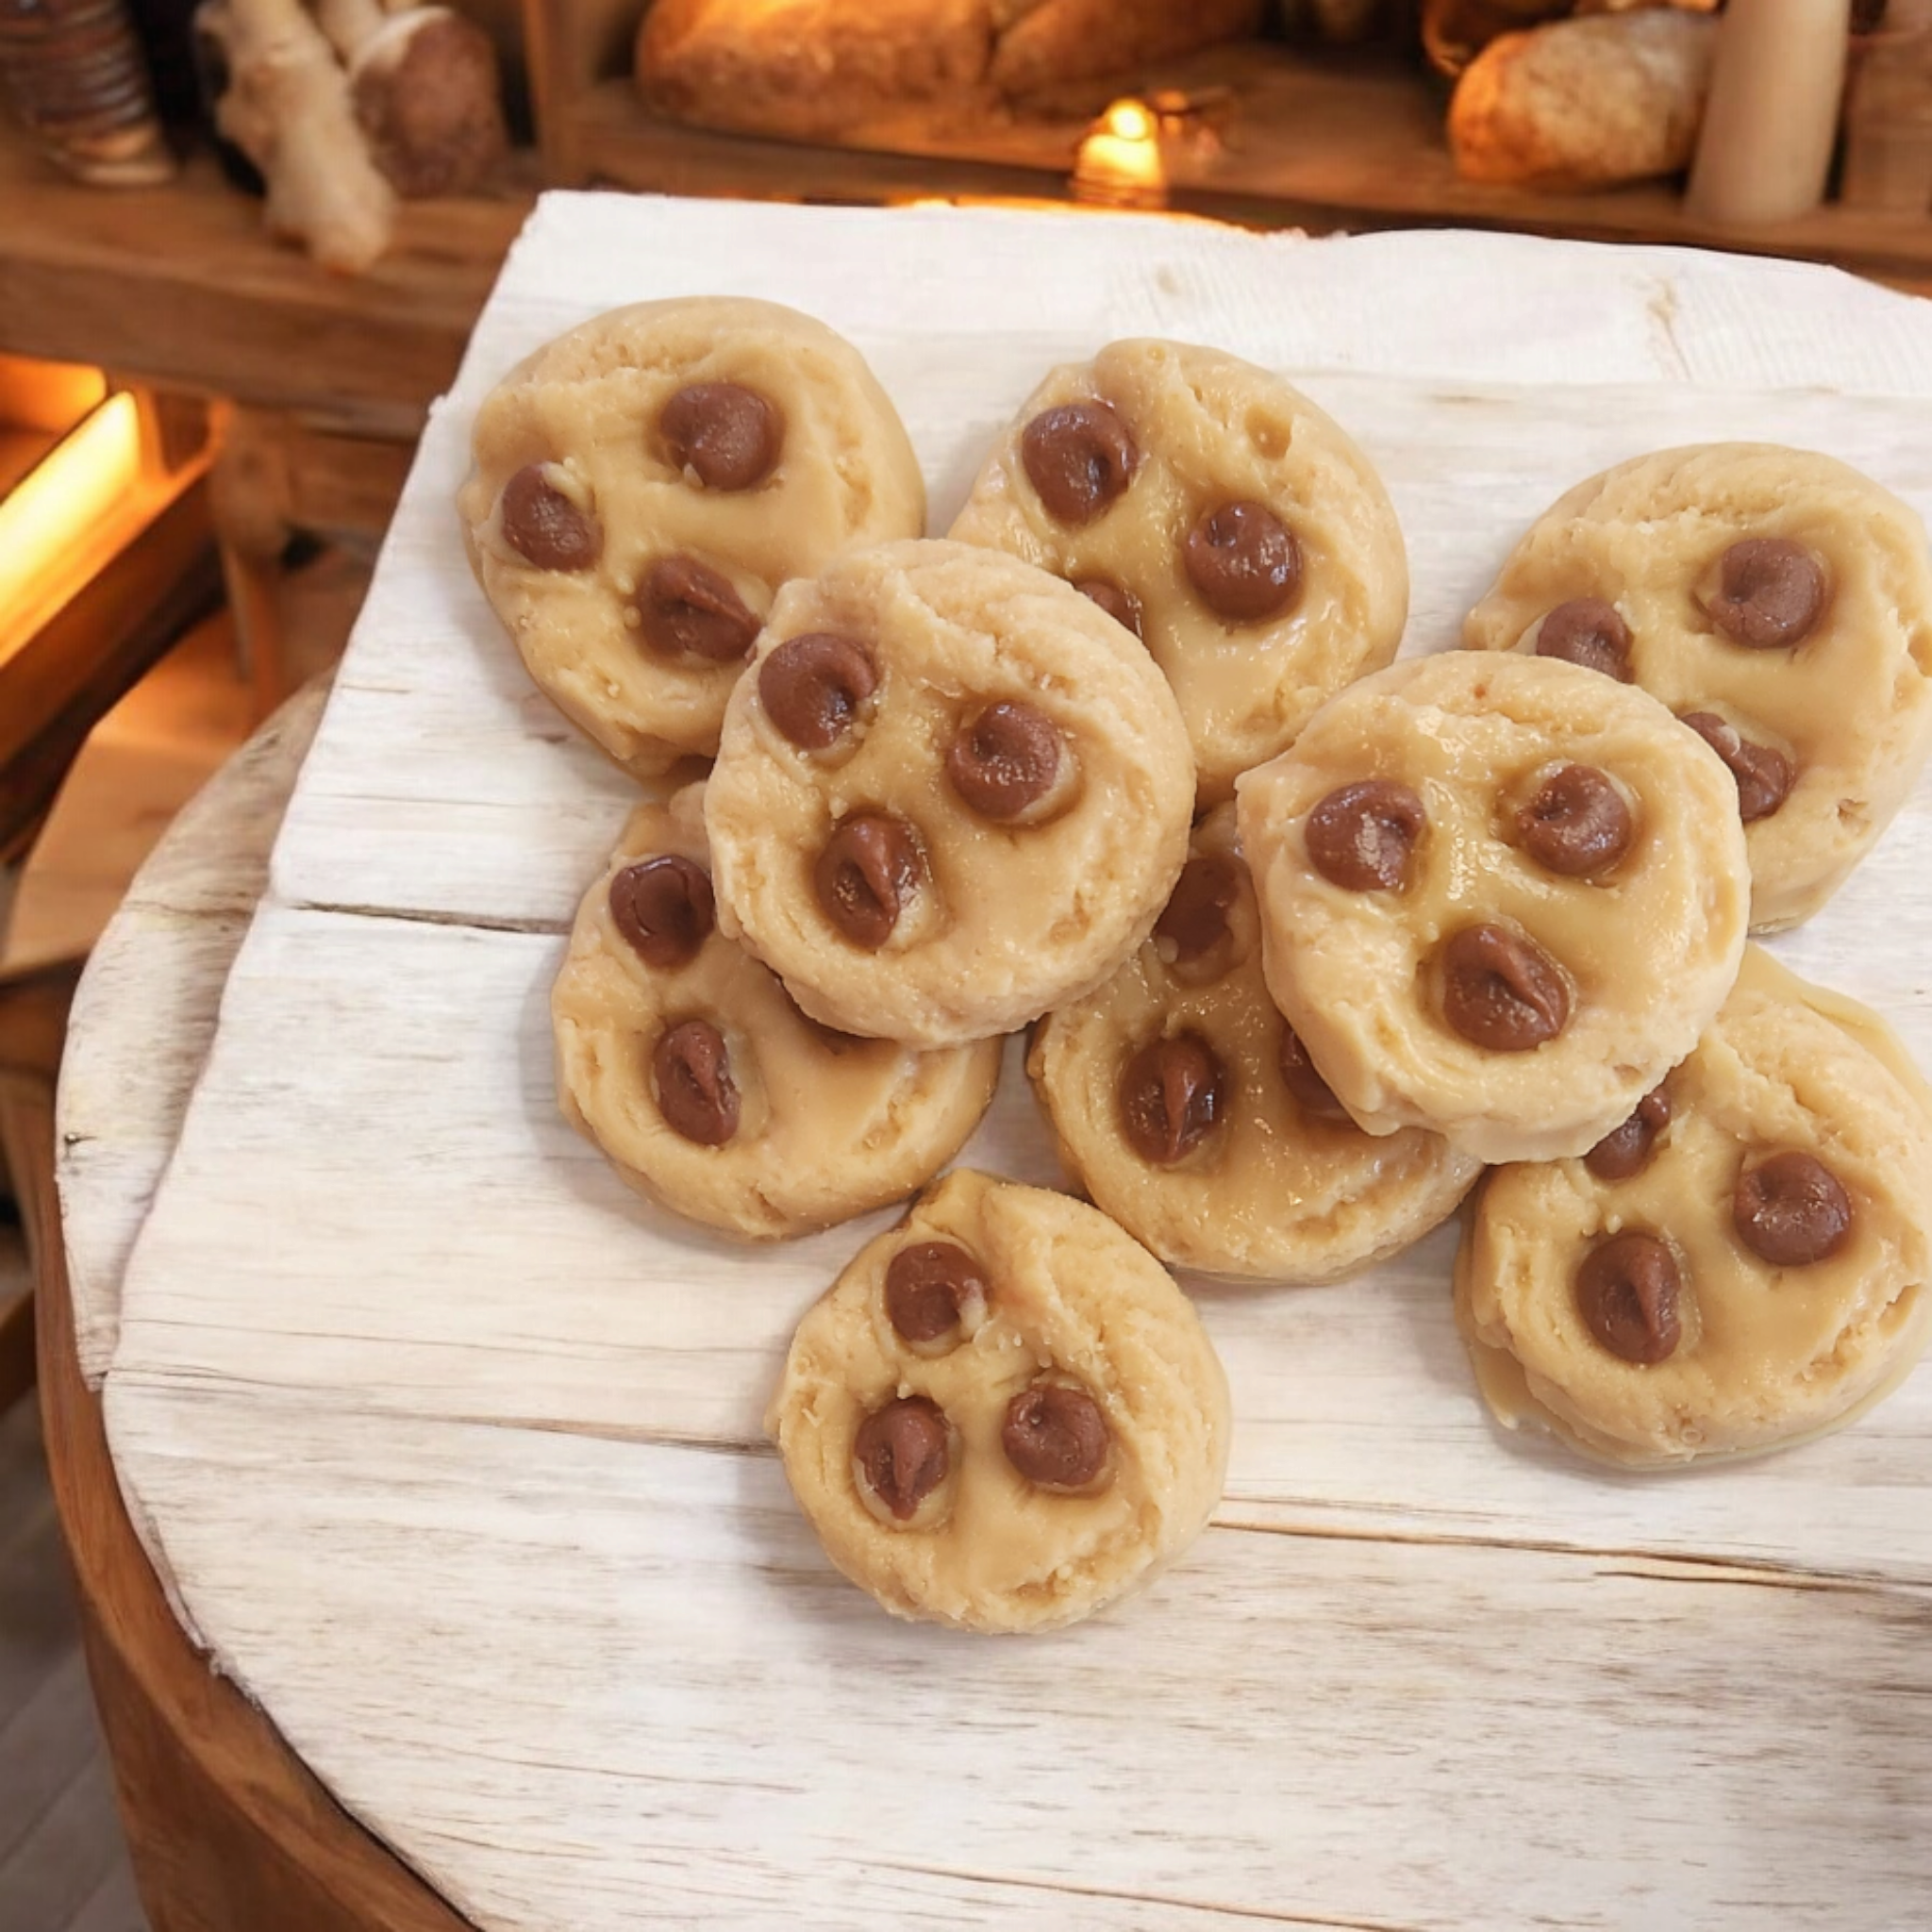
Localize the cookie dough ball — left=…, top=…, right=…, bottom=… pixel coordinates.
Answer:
left=552, top=786, right=999, bottom=1239
left=766, top=1169, right=1232, bottom=1631
left=1463, top=443, right=1932, bottom=932
left=1028, top=806, right=1481, bottom=1281
left=1456, top=947, right=1932, bottom=1467
left=948, top=339, right=1408, bottom=805
left=459, top=296, right=925, bottom=777
left=1235, top=651, right=1750, bottom=1164
left=705, top=539, right=1195, bottom=1048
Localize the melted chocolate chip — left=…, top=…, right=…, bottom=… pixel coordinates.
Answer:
left=634, top=556, right=760, bottom=661
left=759, top=632, right=877, bottom=750
left=815, top=813, right=921, bottom=950
left=945, top=703, right=1062, bottom=822
left=1120, top=1033, right=1227, bottom=1165
left=500, top=464, right=599, bottom=571
left=659, top=381, right=782, bottom=491
left=1074, top=576, right=1144, bottom=640
left=1440, top=924, right=1571, bottom=1052
left=1306, top=780, right=1427, bottom=892
left=1584, top=1086, right=1672, bottom=1182
left=1002, top=1383, right=1109, bottom=1491
left=1734, top=1151, right=1853, bottom=1267
left=1517, top=764, right=1634, bottom=877
left=1183, top=501, right=1302, bottom=625
left=1575, top=1231, right=1683, bottom=1365
left=608, top=856, right=713, bottom=969
left=1021, top=401, right=1139, bottom=525
left=652, top=1019, right=740, bottom=1145
left=884, top=1241, right=986, bottom=1348
left=1155, top=853, right=1241, bottom=960
left=1535, top=597, right=1633, bottom=681
left=1680, top=712, right=1794, bottom=824
left=854, top=1397, right=950, bottom=1521
left=1705, top=538, right=1827, bottom=650
left=1277, top=1024, right=1351, bottom=1123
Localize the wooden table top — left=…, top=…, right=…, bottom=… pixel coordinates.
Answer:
left=58, top=198, right=1932, bottom=1932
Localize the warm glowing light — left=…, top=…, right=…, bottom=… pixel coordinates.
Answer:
left=1074, top=96, right=1166, bottom=206
left=0, top=391, right=144, bottom=666
left=1104, top=100, right=1156, bottom=142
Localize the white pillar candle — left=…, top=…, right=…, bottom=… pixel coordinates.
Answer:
left=1687, top=0, right=1853, bottom=225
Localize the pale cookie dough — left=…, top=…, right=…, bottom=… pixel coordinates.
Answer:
left=705, top=539, right=1194, bottom=1048
left=552, top=786, right=1000, bottom=1239
left=947, top=339, right=1408, bottom=804
left=1463, top=443, right=1932, bottom=931
left=459, top=296, right=925, bottom=776
left=1456, top=947, right=1932, bottom=1468
left=1235, top=651, right=1751, bottom=1164
left=1027, top=806, right=1481, bottom=1281
left=766, top=1168, right=1231, bottom=1631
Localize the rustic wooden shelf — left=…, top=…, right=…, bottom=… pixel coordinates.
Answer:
left=0, top=126, right=534, bottom=441
left=556, top=42, right=1932, bottom=294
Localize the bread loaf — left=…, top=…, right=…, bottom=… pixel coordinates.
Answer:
left=1448, top=12, right=1717, bottom=189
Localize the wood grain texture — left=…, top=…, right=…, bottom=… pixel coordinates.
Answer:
left=79, top=204, right=1932, bottom=1929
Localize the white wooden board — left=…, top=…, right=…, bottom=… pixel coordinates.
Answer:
left=93, top=197, right=1932, bottom=1932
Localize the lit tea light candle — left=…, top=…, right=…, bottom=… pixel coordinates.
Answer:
left=1074, top=97, right=1167, bottom=206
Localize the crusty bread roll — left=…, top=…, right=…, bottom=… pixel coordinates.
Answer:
left=1448, top=11, right=1717, bottom=189
left=637, top=0, right=1263, bottom=143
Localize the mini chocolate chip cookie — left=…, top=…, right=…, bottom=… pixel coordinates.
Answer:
left=766, top=1169, right=1231, bottom=1631
left=1235, top=651, right=1751, bottom=1164
left=948, top=339, right=1408, bottom=805
left=704, top=539, right=1195, bottom=1048
left=1456, top=948, right=1932, bottom=1467
left=1028, top=807, right=1481, bottom=1281
left=459, top=296, right=924, bottom=776
left=1462, top=443, right=1932, bottom=931
left=551, top=786, right=999, bottom=1239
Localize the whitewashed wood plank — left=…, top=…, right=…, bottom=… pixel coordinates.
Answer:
left=57, top=682, right=327, bottom=1384
left=104, top=1381, right=1932, bottom=1932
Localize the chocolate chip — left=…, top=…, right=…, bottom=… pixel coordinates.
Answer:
left=1120, top=1033, right=1227, bottom=1165
left=1277, top=1024, right=1351, bottom=1123
left=1074, top=576, right=1144, bottom=640
left=854, top=1397, right=950, bottom=1521
left=1155, top=854, right=1241, bottom=960
left=1306, top=780, right=1426, bottom=892
left=1440, top=924, right=1570, bottom=1052
left=1002, top=1383, right=1109, bottom=1491
left=884, top=1241, right=986, bottom=1347
left=1734, top=1151, right=1853, bottom=1267
left=608, top=856, right=713, bottom=969
left=1183, top=501, right=1302, bottom=625
left=634, top=556, right=759, bottom=662
left=1680, top=711, right=1794, bottom=823
left=1535, top=597, right=1633, bottom=681
left=1584, top=1085, right=1672, bottom=1182
left=1705, top=538, right=1826, bottom=650
left=1575, top=1231, right=1682, bottom=1365
left=1020, top=401, right=1139, bottom=525
left=815, top=813, right=921, bottom=950
left=1517, top=764, right=1633, bottom=878
left=652, top=1019, right=740, bottom=1145
left=659, top=381, right=782, bottom=491
left=500, top=464, right=598, bottom=571
left=759, top=632, right=877, bottom=750
left=945, top=703, right=1062, bottom=822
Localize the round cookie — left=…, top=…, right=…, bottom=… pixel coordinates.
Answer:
left=1462, top=443, right=1932, bottom=932
left=1234, top=650, right=1751, bottom=1164
left=1027, top=806, right=1482, bottom=1282
left=704, top=538, right=1195, bottom=1048
left=765, top=1168, right=1231, bottom=1631
left=1455, top=947, right=1932, bottom=1468
left=551, top=786, right=1000, bottom=1239
left=458, top=296, right=925, bottom=776
left=948, top=338, right=1409, bottom=805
